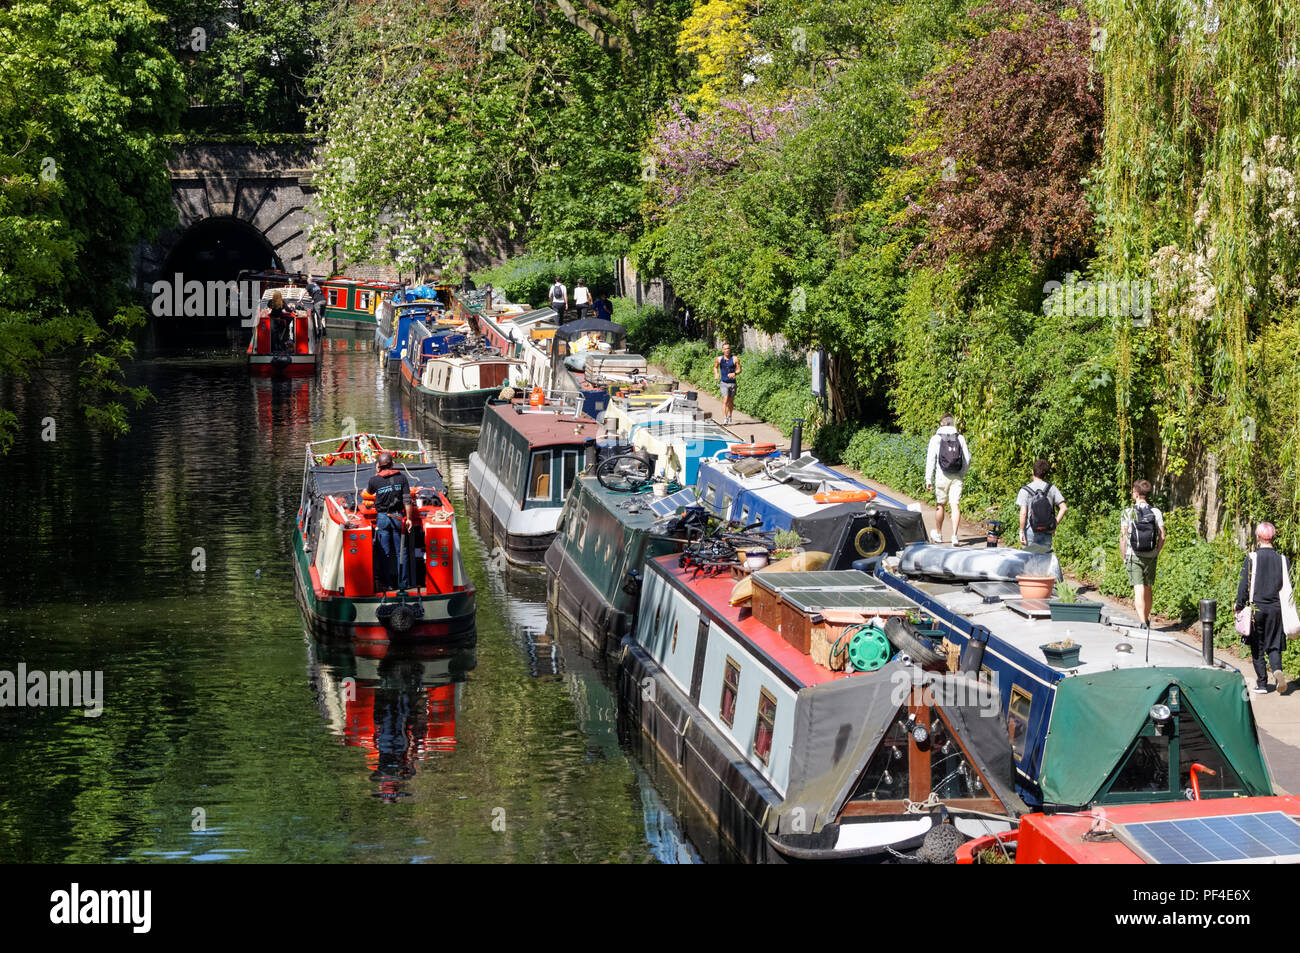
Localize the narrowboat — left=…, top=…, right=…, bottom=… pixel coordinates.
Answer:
left=398, top=317, right=521, bottom=432
left=601, top=391, right=732, bottom=485
left=689, top=432, right=910, bottom=534
left=619, top=557, right=1027, bottom=861
left=376, top=298, right=443, bottom=375
left=464, top=395, right=603, bottom=567
left=321, top=276, right=403, bottom=326
left=294, top=432, right=476, bottom=641
left=874, top=557, right=1273, bottom=810
left=958, top=795, right=1300, bottom=864
left=247, top=286, right=321, bottom=376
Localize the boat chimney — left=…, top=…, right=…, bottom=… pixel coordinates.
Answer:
left=790, top=418, right=804, bottom=459
left=1199, top=599, right=1216, bottom=665
left=584, top=438, right=598, bottom=475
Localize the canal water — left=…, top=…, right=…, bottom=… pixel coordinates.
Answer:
left=0, top=333, right=710, bottom=863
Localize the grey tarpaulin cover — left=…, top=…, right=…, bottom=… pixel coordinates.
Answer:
left=767, top=663, right=1026, bottom=834
left=898, top=543, right=1062, bottom=582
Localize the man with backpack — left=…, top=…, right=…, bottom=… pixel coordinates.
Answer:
left=548, top=276, right=568, bottom=323
left=924, top=414, right=971, bottom=545
left=1119, top=478, right=1166, bottom=630
left=1017, top=459, right=1067, bottom=553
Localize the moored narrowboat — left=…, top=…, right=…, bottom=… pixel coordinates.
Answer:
left=465, top=395, right=602, bottom=567
left=397, top=317, right=521, bottom=432
left=618, top=556, right=1027, bottom=861
left=321, top=276, right=403, bottom=326
left=247, top=286, right=321, bottom=376
left=294, top=432, right=476, bottom=641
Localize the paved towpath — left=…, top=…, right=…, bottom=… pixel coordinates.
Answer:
left=660, top=368, right=1300, bottom=793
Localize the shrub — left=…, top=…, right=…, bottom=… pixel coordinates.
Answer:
left=474, top=253, right=616, bottom=308
left=610, top=297, right=683, bottom=355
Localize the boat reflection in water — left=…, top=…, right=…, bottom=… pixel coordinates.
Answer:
left=307, top=632, right=477, bottom=802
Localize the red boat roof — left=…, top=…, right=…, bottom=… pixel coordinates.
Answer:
left=487, top=401, right=602, bottom=450
left=648, top=554, right=851, bottom=689
left=1018, top=796, right=1300, bottom=864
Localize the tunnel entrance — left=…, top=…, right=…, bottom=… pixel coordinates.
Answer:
left=150, top=217, right=282, bottom=347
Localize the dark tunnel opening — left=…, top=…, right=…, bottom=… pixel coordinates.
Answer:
left=150, top=218, right=283, bottom=347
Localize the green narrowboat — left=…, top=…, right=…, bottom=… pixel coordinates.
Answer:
left=321, top=277, right=403, bottom=326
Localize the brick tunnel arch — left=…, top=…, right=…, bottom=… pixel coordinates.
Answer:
left=157, top=216, right=282, bottom=285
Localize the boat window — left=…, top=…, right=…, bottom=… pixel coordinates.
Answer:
left=740, top=506, right=750, bottom=524
left=568, top=499, right=585, bottom=542
left=722, top=494, right=733, bottom=518
left=1007, top=687, right=1032, bottom=761
left=562, top=450, right=579, bottom=498
left=327, top=288, right=347, bottom=309
left=704, top=485, right=716, bottom=509
left=357, top=291, right=373, bottom=311
left=753, top=689, right=777, bottom=764
left=1108, top=733, right=1171, bottom=796
left=529, top=451, right=553, bottom=500
left=850, top=718, right=910, bottom=801
left=720, top=657, right=740, bottom=727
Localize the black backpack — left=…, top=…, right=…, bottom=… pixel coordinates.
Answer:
left=937, top=433, right=964, bottom=474
left=1023, top=483, right=1057, bottom=533
left=1129, top=505, right=1159, bottom=554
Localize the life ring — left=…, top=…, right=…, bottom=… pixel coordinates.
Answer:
left=728, top=442, right=777, bottom=456
left=854, top=525, right=888, bottom=558
left=813, top=489, right=877, bottom=504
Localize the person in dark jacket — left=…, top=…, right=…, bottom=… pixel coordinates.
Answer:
left=368, top=451, right=414, bottom=591
left=1236, top=521, right=1288, bottom=694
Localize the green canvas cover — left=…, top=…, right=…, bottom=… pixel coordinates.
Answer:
left=1038, top=667, right=1272, bottom=806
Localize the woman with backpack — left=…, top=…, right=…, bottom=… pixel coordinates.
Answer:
left=1119, top=478, right=1166, bottom=630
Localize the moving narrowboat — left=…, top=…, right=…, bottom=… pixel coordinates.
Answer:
left=619, top=557, right=1027, bottom=861
left=321, top=276, right=403, bottom=326
left=465, top=395, right=603, bottom=567
left=247, top=286, right=321, bottom=376
left=398, top=317, right=521, bottom=432
left=294, top=432, right=476, bottom=641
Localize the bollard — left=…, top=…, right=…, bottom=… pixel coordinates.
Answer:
left=1199, top=599, right=1216, bottom=665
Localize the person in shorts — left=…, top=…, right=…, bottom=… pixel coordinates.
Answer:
left=1119, top=478, right=1166, bottom=630
left=714, top=342, right=740, bottom=426
left=924, top=414, right=971, bottom=545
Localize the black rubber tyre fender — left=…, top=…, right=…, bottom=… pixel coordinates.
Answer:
left=884, top=616, right=944, bottom=668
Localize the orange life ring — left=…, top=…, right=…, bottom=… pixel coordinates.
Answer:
left=813, top=489, right=877, bottom=504
left=728, top=442, right=777, bottom=456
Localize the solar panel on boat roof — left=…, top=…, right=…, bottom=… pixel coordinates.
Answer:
left=780, top=590, right=915, bottom=612
left=1114, top=812, right=1300, bottom=864
left=752, top=570, right=881, bottom=591
left=647, top=487, right=701, bottom=516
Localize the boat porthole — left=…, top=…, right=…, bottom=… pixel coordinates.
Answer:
left=854, top=526, right=887, bottom=558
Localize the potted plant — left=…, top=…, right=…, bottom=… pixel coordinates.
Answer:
left=1040, top=636, right=1082, bottom=668
left=1048, top=581, right=1103, bottom=623
left=1015, top=574, right=1057, bottom=600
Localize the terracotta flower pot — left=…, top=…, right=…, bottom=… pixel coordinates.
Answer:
left=1016, top=574, right=1057, bottom=600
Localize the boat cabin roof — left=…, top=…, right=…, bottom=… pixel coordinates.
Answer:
left=648, top=554, right=851, bottom=690
left=485, top=400, right=603, bottom=450
left=903, top=576, right=1216, bottom=676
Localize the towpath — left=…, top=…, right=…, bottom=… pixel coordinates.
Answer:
left=657, top=366, right=1300, bottom=793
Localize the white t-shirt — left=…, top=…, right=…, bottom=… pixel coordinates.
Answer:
left=549, top=282, right=567, bottom=305
left=573, top=286, right=591, bottom=305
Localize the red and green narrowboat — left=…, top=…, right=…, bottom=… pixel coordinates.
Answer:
left=294, top=432, right=476, bottom=641
left=321, top=277, right=403, bottom=326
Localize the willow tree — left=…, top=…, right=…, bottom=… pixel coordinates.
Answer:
left=1092, top=0, right=1300, bottom=537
